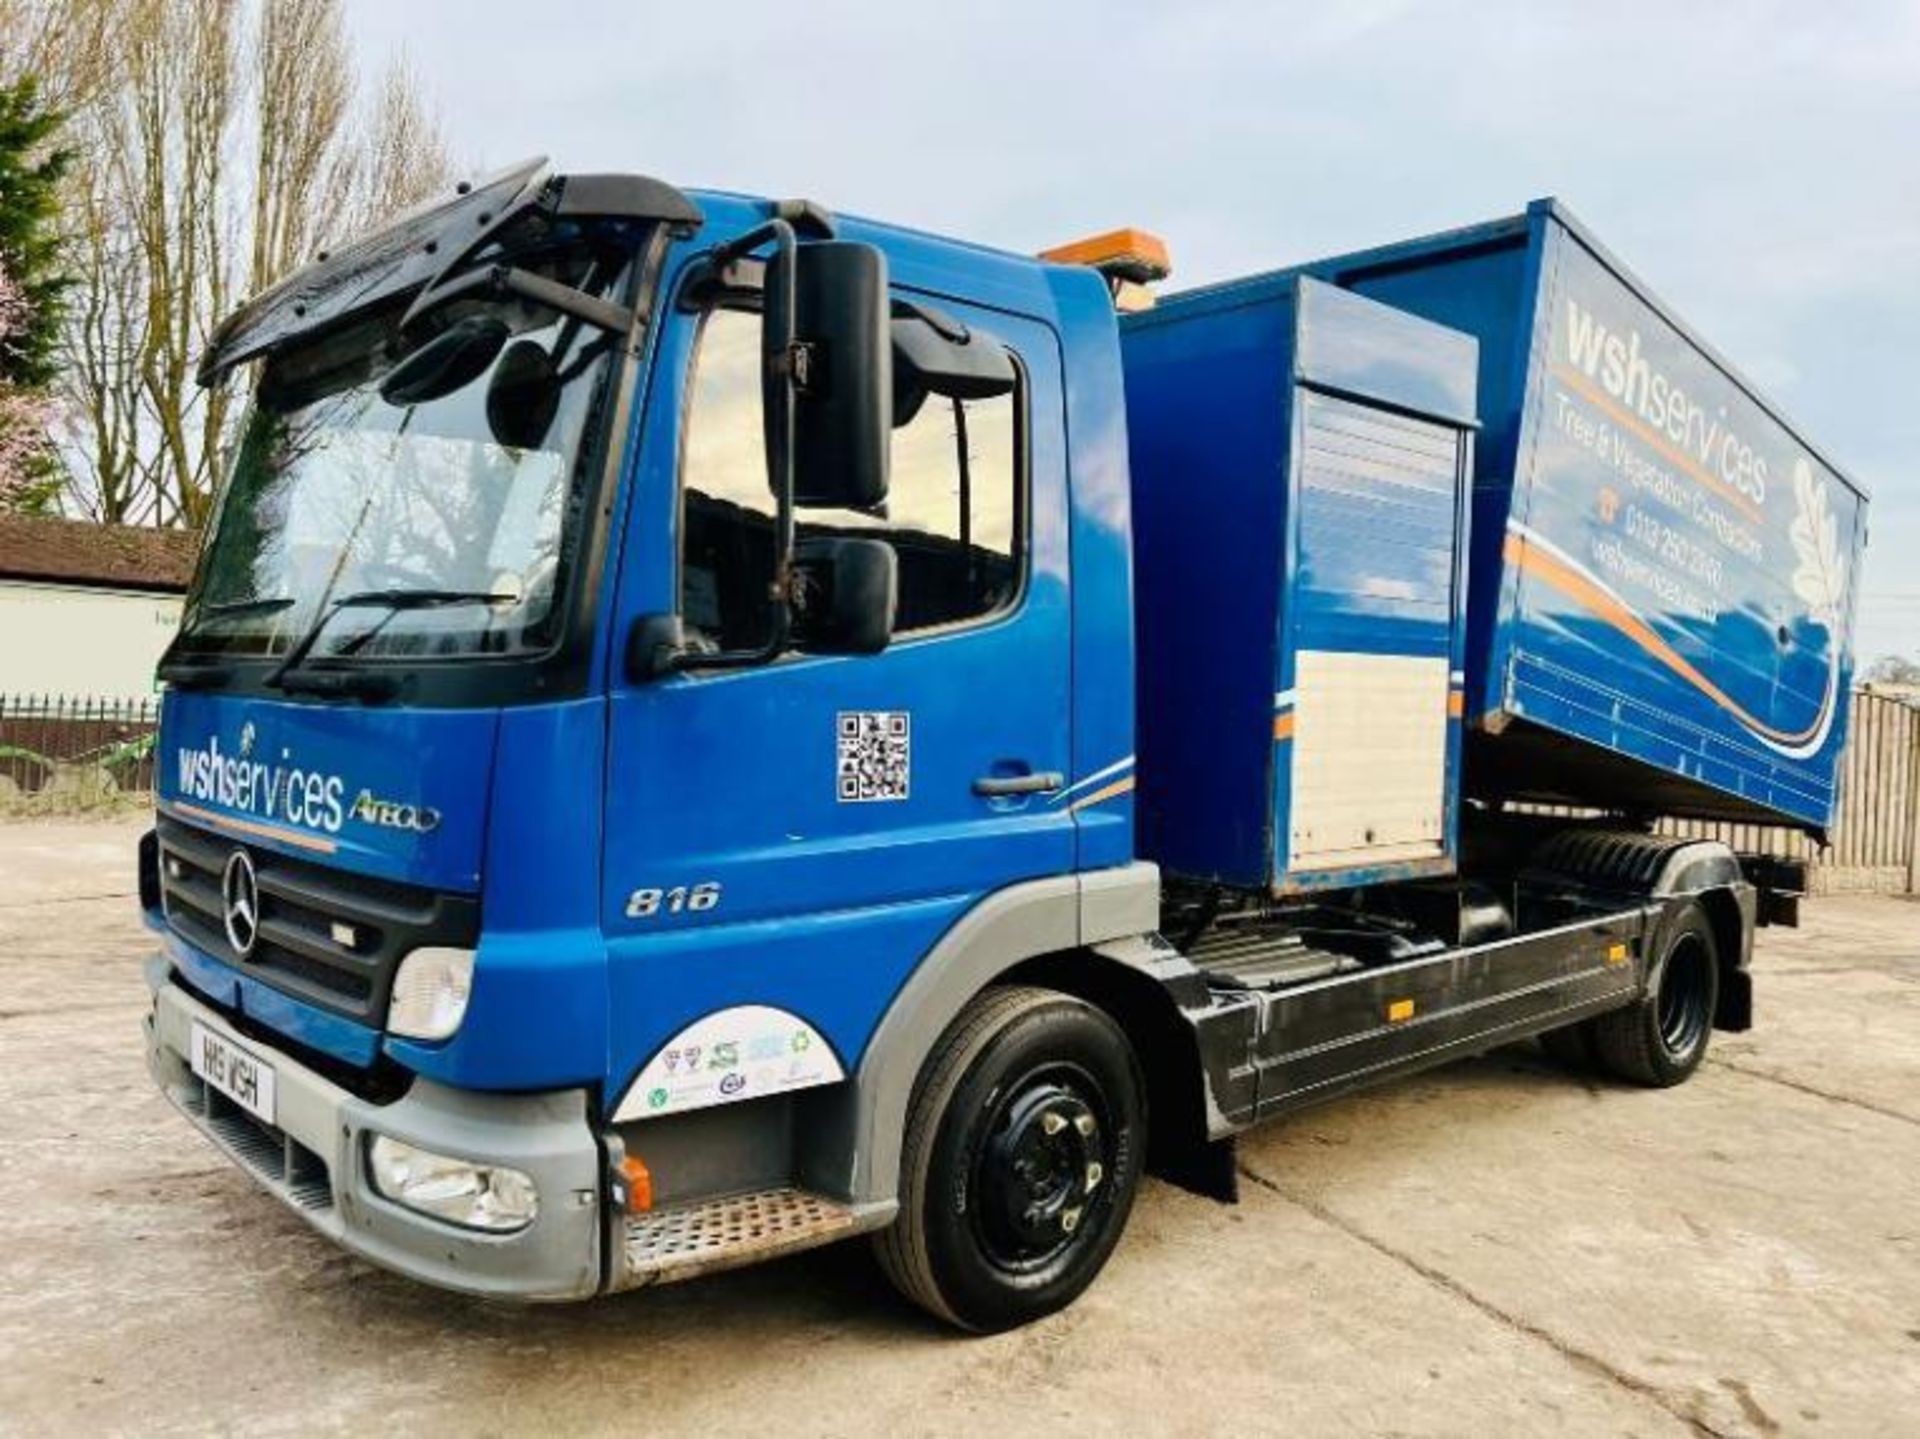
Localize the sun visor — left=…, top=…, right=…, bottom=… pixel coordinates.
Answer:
left=196, top=160, right=704, bottom=385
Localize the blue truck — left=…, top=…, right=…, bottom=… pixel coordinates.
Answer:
left=142, top=162, right=1867, bottom=1330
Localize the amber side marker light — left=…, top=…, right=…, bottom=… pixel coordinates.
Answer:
left=1040, top=227, right=1172, bottom=312
left=617, top=1154, right=654, bottom=1213
left=1386, top=998, right=1416, bottom=1024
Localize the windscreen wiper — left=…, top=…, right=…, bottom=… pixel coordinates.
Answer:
left=264, top=589, right=511, bottom=696
left=156, top=658, right=234, bottom=691
left=155, top=598, right=299, bottom=690
left=199, top=596, right=297, bottom=619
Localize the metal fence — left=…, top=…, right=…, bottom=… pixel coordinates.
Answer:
left=0, top=694, right=160, bottom=807
left=1659, top=690, right=1920, bottom=895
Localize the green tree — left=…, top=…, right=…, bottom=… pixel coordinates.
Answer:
left=0, top=74, right=71, bottom=389
left=0, top=74, right=70, bottom=512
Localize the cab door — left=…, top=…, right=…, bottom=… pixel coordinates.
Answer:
left=600, top=271, right=1075, bottom=1089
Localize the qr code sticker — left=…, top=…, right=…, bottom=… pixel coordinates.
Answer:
left=836, top=711, right=910, bottom=802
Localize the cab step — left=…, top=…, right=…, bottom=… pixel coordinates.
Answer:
left=619, top=1186, right=857, bottom=1288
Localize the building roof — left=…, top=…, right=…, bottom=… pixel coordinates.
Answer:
left=0, top=515, right=198, bottom=593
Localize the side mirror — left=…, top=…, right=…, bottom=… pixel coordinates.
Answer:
left=650, top=223, right=893, bottom=680
left=891, top=301, right=1016, bottom=427
left=765, top=241, right=890, bottom=510
left=791, top=537, right=896, bottom=655
left=380, top=316, right=509, bottom=406
left=485, top=338, right=561, bottom=449
left=625, top=613, right=692, bottom=682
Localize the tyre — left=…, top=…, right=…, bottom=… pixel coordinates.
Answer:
left=874, top=985, right=1146, bottom=1332
left=1590, top=899, right=1720, bottom=1087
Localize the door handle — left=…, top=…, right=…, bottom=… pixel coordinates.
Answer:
left=973, top=770, right=1065, bottom=797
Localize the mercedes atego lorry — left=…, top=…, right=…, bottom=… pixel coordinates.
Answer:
left=143, top=161, right=1867, bottom=1331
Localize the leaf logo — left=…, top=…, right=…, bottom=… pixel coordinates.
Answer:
left=1788, top=459, right=1847, bottom=628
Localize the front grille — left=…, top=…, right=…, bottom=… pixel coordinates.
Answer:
left=157, top=814, right=478, bottom=1023
left=169, top=972, right=416, bottom=1104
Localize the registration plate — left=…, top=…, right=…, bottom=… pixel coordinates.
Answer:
left=189, top=1021, right=277, bottom=1125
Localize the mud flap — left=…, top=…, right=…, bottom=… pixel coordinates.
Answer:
left=1151, top=1135, right=1240, bottom=1204
left=1716, top=965, right=1754, bottom=1033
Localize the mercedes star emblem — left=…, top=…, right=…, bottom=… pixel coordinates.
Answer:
left=221, top=849, right=260, bottom=958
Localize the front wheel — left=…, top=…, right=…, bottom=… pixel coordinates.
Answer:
left=874, top=986, right=1146, bottom=1332
left=1591, top=899, right=1721, bottom=1087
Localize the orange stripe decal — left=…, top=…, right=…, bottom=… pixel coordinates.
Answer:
left=1067, top=775, right=1135, bottom=813
left=166, top=800, right=339, bottom=854
left=1550, top=364, right=1762, bottom=523
left=1504, top=532, right=1826, bottom=749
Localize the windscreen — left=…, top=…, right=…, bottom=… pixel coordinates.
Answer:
left=176, top=232, right=638, bottom=664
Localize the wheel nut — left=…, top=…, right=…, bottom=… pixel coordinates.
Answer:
left=1085, top=1161, right=1103, bottom=1192
left=1041, top=1111, right=1067, bottom=1136
left=1061, top=1206, right=1082, bottom=1234
left=1074, top=1113, right=1095, bottom=1137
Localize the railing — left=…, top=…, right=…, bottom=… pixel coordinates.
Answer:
left=0, top=695, right=160, bottom=809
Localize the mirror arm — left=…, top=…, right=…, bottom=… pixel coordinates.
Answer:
left=952, top=396, right=975, bottom=598
left=399, top=264, right=635, bottom=337
left=494, top=266, right=635, bottom=334
left=653, top=217, right=801, bottom=677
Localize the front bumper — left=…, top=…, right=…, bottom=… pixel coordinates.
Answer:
left=145, top=959, right=604, bottom=1300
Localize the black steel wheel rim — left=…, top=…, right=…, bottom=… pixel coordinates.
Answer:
left=1657, top=933, right=1711, bottom=1058
left=967, top=1061, right=1116, bottom=1276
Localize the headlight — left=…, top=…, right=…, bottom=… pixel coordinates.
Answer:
left=366, top=1134, right=537, bottom=1232
left=388, top=946, right=474, bottom=1040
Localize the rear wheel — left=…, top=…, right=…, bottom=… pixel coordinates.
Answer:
left=1591, top=899, right=1720, bottom=1087
left=874, top=985, right=1145, bottom=1332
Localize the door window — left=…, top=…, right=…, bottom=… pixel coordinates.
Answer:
left=679, top=306, right=1023, bottom=649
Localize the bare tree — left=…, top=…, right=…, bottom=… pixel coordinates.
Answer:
left=127, top=0, right=240, bottom=527
left=56, top=170, right=148, bottom=521
left=0, top=0, right=116, bottom=115
left=249, top=0, right=355, bottom=295
left=341, top=55, right=453, bottom=242
left=14, top=0, right=455, bottom=527
left=1863, top=654, right=1920, bottom=687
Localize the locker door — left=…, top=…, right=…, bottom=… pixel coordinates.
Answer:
left=1283, top=391, right=1467, bottom=878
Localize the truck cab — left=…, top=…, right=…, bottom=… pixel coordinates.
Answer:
left=145, top=162, right=1152, bottom=1316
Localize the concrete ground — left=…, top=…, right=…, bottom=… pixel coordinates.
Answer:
left=1, top=817, right=1915, bottom=1438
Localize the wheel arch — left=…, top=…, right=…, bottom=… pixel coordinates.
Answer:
left=799, top=864, right=1164, bottom=1211
left=1648, top=840, right=1755, bottom=1033
left=1526, top=827, right=1755, bottom=1033
left=1003, top=947, right=1211, bottom=1183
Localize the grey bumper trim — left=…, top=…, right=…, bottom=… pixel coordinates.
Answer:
left=146, top=959, right=604, bottom=1301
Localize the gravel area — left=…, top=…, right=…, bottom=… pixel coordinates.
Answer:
left=1, top=816, right=1914, bottom=1436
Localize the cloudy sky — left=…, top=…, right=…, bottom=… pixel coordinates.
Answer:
left=346, top=0, right=1918, bottom=662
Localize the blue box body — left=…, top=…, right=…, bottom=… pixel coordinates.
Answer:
left=1203, top=200, right=1868, bottom=833
left=1123, top=277, right=1479, bottom=892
